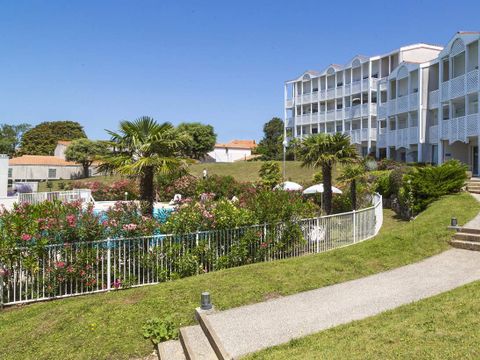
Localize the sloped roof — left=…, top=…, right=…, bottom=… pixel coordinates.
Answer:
left=9, top=155, right=79, bottom=166
left=215, top=140, right=257, bottom=149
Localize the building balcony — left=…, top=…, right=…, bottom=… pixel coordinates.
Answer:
left=386, top=93, right=419, bottom=115
left=383, top=127, right=419, bottom=149
left=440, top=69, right=479, bottom=102
left=351, top=80, right=361, bottom=94
left=346, top=128, right=376, bottom=144
left=285, top=99, right=294, bottom=108
left=344, top=83, right=351, bottom=96
left=440, top=113, right=480, bottom=144
left=326, top=88, right=335, bottom=100
left=378, top=103, right=387, bottom=119
left=429, top=124, right=438, bottom=144
left=429, top=89, right=439, bottom=109
left=326, top=110, right=335, bottom=121
left=286, top=117, right=294, bottom=128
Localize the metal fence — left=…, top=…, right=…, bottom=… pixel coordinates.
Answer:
left=0, top=194, right=382, bottom=306
left=17, top=189, right=94, bottom=205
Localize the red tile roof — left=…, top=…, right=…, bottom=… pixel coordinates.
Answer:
left=9, top=155, right=79, bottom=166
left=215, top=140, right=257, bottom=149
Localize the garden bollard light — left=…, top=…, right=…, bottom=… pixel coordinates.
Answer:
left=451, top=217, right=458, bottom=227
left=201, top=292, right=212, bottom=310
left=124, top=192, right=128, bottom=201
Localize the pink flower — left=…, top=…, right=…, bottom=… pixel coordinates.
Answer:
left=112, top=279, right=121, bottom=289
left=67, top=266, right=74, bottom=273
left=260, top=242, right=268, bottom=249
left=21, top=233, right=32, bottom=241
left=55, top=261, right=66, bottom=269
left=122, top=223, right=138, bottom=232
left=66, top=214, right=76, bottom=227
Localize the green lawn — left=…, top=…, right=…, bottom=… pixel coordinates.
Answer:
left=0, top=193, right=478, bottom=360
left=38, top=161, right=327, bottom=191
left=245, top=280, right=480, bottom=360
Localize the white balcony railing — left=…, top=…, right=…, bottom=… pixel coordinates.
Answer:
left=346, top=128, right=376, bottom=144
left=467, top=69, right=479, bottom=93
left=440, top=114, right=480, bottom=144
left=351, top=80, right=361, bottom=94
left=440, top=69, right=480, bottom=102
left=336, top=109, right=343, bottom=120
left=285, top=99, right=294, bottom=108
left=286, top=117, right=294, bottom=128
left=409, top=93, right=419, bottom=110
left=396, top=95, right=409, bottom=113
left=344, top=83, right=351, bottom=96
left=327, top=88, right=335, bottom=99
left=377, top=132, right=386, bottom=147
left=382, top=127, right=419, bottom=149
left=350, top=104, right=362, bottom=118
left=369, top=103, right=377, bottom=116
left=429, top=89, right=439, bottom=109
left=429, top=125, right=438, bottom=144
left=378, top=103, right=387, bottom=119
left=388, top=99, right=396, bottom=114
left=326, top=110, right=335, bottom=121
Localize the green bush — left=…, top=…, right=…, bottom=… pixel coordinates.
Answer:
left=258, top=161, right=281, bottom=188
left=142, top=316, right=178, bottom=357
left=402, top=160, right=467, bottom=214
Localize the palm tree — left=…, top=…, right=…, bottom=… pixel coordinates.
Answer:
left=298, top=133, right=358, bottom=214
left=338, top=163, right=366, bottom=210
left=99, top=117, right=190, bottom=215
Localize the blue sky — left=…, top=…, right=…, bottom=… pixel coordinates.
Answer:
left=1, top=0, right=479, bottom=142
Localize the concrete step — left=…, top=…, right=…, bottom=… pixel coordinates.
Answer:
left=196, top=309, right=231, bottom=360
left=468, top=189, right=480, bottom=194
left=467, top=185, right=480, bottom=190
left=180, top=325, right=218, bottom=360
left=450, top=239, right=480, bottom=251
left=459, top=227, right=480, bottom=235
left=468, top=177, right=480, bottom=183
left=158, top=340, right=186, bottom=360
left=453, top=232, right=480, bottom=242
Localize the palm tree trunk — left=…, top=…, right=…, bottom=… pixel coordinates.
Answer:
left=322, top=164, right=333, bottom=215
left=140, top=166, right=154, bottom=215
left=351, top=179, right=357, bottom=210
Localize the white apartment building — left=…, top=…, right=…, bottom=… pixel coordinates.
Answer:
left=284, top=31, right=480, bottom=174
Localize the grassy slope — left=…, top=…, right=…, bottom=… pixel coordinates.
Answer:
left=0, top=193, right=478, bottom=360
left=38, top=161, right=324, bottom=191
left=246, top=280, right=480, bottom=360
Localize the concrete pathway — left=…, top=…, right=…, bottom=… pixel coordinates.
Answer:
left=464, top=193, right=480, bottom=228
left=200, top=249, right=480, bottom=359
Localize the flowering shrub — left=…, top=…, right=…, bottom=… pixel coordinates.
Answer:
left=72, top=179, right=139, bottom=201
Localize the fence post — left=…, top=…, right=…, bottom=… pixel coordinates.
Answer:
left=316, top=217, right=320, bottom=253
left=106, top=238, right=111, bottom=291
left=353, top=210, right=356, bottom=244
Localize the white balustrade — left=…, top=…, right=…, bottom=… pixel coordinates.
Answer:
left=466, top=69, right=479, bottom=93
left=450, top=74, right=466, bottom=99
left=396, top=95, right=409, bottom=114
left=326, top=110, right=335, bottom=121
left=429, top=89, right=439, bottom=109
left=409, top=93, right=419, bottom=110
left=429, top=125, right=438, bottom=144
left=351, top=80, right=361, bottom=94
left=285, top=99, right=294, bottom=108
left=378, top=104, right=387, bottom=119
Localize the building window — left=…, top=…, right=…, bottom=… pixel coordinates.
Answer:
left=8, top=168, right=12, bottom=178
left=48, top=168, right=57, bottom=179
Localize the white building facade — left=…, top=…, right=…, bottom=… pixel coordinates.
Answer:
left=285, top=32, right=480, bottom=174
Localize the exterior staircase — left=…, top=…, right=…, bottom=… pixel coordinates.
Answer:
left=450, top=227, right=480, bottom=251
left=157, top=308, right=225, bottom=360
left=466, top=178, right=480, bottom=194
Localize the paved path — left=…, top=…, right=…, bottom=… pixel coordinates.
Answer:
left=203, top=249, right=480, bottom=359
left=465, top=193, right=480, bottom=228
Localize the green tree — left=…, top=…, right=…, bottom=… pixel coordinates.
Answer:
left=20, top=121, right=86, bottom=155
left=256, top=117, right=284, bottom=160
left=298, top=133, right=358, bottom=214
left=177, top=122, right=216, bottom=160
left=65, top=139, right=108, bottom=178
left=338, top=163, right=366, bottom=210
left=0, top=123, right=31, bottom=156
left=258, top=161, right=281, bottom=188
left=99, top=116, right=190, bottom=215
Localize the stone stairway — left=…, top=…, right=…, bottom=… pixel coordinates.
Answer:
left=157, top=308, right=222, bottom=360
left=466, top=178, right=480, bottom=194
left=450, top=227, right=480, bottom=251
